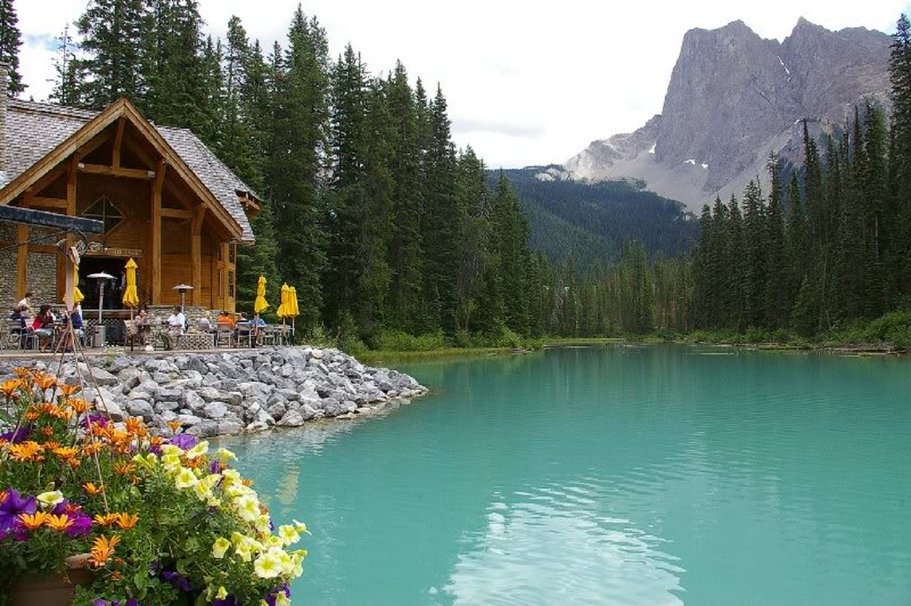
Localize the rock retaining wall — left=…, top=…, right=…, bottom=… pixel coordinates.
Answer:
left=0, top=348, right=427, bottom=437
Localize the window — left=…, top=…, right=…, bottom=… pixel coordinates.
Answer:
left=229, top=243, right=236, bottom=264
left=82, top=195, right=124, bottom=233
left=228, top=270, right=236, bottom=298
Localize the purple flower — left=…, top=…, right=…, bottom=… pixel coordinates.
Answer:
left=0, top=489, right=37, bottom=532
left=66, top=511, right=93, bottom=537
left=168, top=433, right=197, bottom=451
left=209, top=460, right=221, bottom=474
left=0, top=424, right=31, bottom=443
left=161, top=570, right=192, bottom=592
left=265, top=584, right=292, bottom=606
left=213, top=597, right=238, bottom=606
left=81, top=415, right=110, bottom=429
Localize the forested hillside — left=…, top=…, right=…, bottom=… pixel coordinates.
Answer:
left=489, top=168, right=698, bottom=271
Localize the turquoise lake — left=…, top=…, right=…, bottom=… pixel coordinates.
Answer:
left=223, top=345, right=911, bottom=605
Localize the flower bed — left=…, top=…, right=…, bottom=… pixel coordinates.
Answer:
left=0, top=368, right=306, bottom=605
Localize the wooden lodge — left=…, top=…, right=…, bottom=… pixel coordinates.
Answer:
left=0, top=80, right=258, bottom=315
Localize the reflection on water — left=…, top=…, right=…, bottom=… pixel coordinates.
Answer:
left=444, top=484, right=684, bottom=605
left=222, top=346, right=911, bottom=606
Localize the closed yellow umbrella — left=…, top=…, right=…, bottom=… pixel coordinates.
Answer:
left=122, top=259, right=139, bottom=308
left=277, top=283, right=290, bottom=318
left=254, top=275, right=269, bottom=314
left=289, top=286, right=300, bottom=318
left=73, top=266, right=85, bottom=305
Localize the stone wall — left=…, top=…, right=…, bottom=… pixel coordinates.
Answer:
left=0, top=223, right=15, bottom=310
left=27, top=251, right=58, bottom=306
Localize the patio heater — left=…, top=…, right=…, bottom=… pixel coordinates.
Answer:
left=173, top=283, right=194, bottom=314
left=87, top=272, right=115, bottom=347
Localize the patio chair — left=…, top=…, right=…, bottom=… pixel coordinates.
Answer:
left=3, top=319, right=37, bottom=350
left=215, top=322, right=234, bottom=348
left=235, top=321, right=253, bottom=347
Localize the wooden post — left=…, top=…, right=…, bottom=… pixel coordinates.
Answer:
left=220, top=241, right=229, bottom=309
left=112, top=117, right=125, bottom=169
left=64, top=158, right=78, bottom=311
left=191, top=206, right=205, bottom=306
left=151, top=159, right=166, bottom=304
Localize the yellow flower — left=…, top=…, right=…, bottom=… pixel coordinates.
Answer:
left=36, top=490, right=64, bottom=509
left=234, top=494, right=260, bottom=522
left=234, top=541, right=252, bottom=562
left=215, top=586, right=228, bottom=600
left=212, top=537, right=231, bottom=559
left=253, top=548, right=284, bottom=579
left=174, top=467, right=199, bottom=490
left=215, top=447, right=237, bottom=463
left=293, top=519, right=311, bottom=535
left=275, top=593, right=291, bottom=606
left=184, top=440, right=209, bottom=459
left=278, top=524, right=301, bottom=546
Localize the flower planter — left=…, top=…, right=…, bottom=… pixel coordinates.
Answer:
left=8, top=569, right=93, bottom=606
left=8, top=555, right=93, bottom=606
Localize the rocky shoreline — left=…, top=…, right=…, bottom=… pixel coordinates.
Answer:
left=0, top=347, right=428, bottom=437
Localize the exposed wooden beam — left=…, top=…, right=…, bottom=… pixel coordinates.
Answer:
left=112, top=117, right=126, bottom=168
left=151, top=159, right=167, bottom=304
left=64, top=158, right=78, bottom=311
left=160, top=207, right=194, bottom=219
left=191, top=206, right=206, bottom=306
left=29, top=196, right=68, bottom=210
left=78, top=162, right=155, bottom=180
left=16, top=215, right=28, bottom=300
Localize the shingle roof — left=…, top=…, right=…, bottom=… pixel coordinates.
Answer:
left=1, top=99, right=255, bottom=242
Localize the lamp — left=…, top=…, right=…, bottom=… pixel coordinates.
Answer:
left=172, top=283, right=194, bottom=313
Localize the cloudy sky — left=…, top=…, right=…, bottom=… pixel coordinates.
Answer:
left=16, top=0, right=911, bottom=168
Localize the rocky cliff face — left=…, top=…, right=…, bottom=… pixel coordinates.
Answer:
left=560, top=18, right=892, bottom=210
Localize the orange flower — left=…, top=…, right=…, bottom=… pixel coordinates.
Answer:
left=59, top=383, right=82, bottom=397
left=45, top=514, right=74, bottom=532
left=88, top=534, right=120, bottom=567
left=83, top=482, right=105, bottom=496
left=82, top=442, right=103, bottom=457
left=18, top=511, right=48, bottom=530
left=8, top=441, right=44, bottom=462
left=242, top=479, right=254, bottom=488
left=125, top=418, right=148, bottom=437
left=113, top=462, right=136, bottom=476
left=0, top=490, right=7, bottom=505
left=115, top=513, right=139, bottom=530
left=166, top=420, right=182, bottom=433
left=66, top=398, right=91, bottom=414
left=67, top=457, right=82, bottom=468
left=43, top=441, right=62, bottom=451
left=149, top=436, right=164, bottom=447
left=0, top=379, right=22, bottom=397
left=41, top=427, right=54, bottom=438
left=12, top=367, right=31, bottom=377
left=52, top=446, right=79, bottom=459
left=24, top=411, right=40, bottom=422
left=110, top=571, right=123, bottom=581
left=34, top=374, right=57, bottom=391
left=93, top=513, right=120, bottom=527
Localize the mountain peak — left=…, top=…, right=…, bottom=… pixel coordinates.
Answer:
left=563, top=18, right=892, bottom=210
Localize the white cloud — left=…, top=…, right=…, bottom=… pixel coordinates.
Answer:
left=15, top=0, right=911, bottom=168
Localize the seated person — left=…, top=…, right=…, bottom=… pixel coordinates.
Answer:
left=8, top=307, right=26, bottom=328
left=60, top=305, right=85, bottom=351
left=162, top=306, right=186, bottom=350
left=217, top=310, right=236, bottom=328
left=31, top=305, right=55, bottom=350
left=16, top=291, right=34, bottom=317
left=198, top=311, right=213, bottom=332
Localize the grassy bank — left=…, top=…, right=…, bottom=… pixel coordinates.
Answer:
left=337, top=313, right=911, bottom=364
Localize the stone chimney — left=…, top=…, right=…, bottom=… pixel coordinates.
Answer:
left=0, top=62, right=7, bottom=179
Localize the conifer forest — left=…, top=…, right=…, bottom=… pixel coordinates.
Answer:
left=4, top=1, right=911, bottom=347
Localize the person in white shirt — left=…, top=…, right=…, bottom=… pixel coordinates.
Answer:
left=163, top=306, right=186, bottom=350
left=16, top=291, right=34, bottom=316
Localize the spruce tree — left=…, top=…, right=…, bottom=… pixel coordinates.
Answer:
left=0, top=0, right=24, bottom=95
left=50, top=25, right=82, bottom=106
left=76, top=0, right=148, bottom=108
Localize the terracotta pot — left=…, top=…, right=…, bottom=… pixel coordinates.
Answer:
left=8, top=555, right=94, bottom=606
